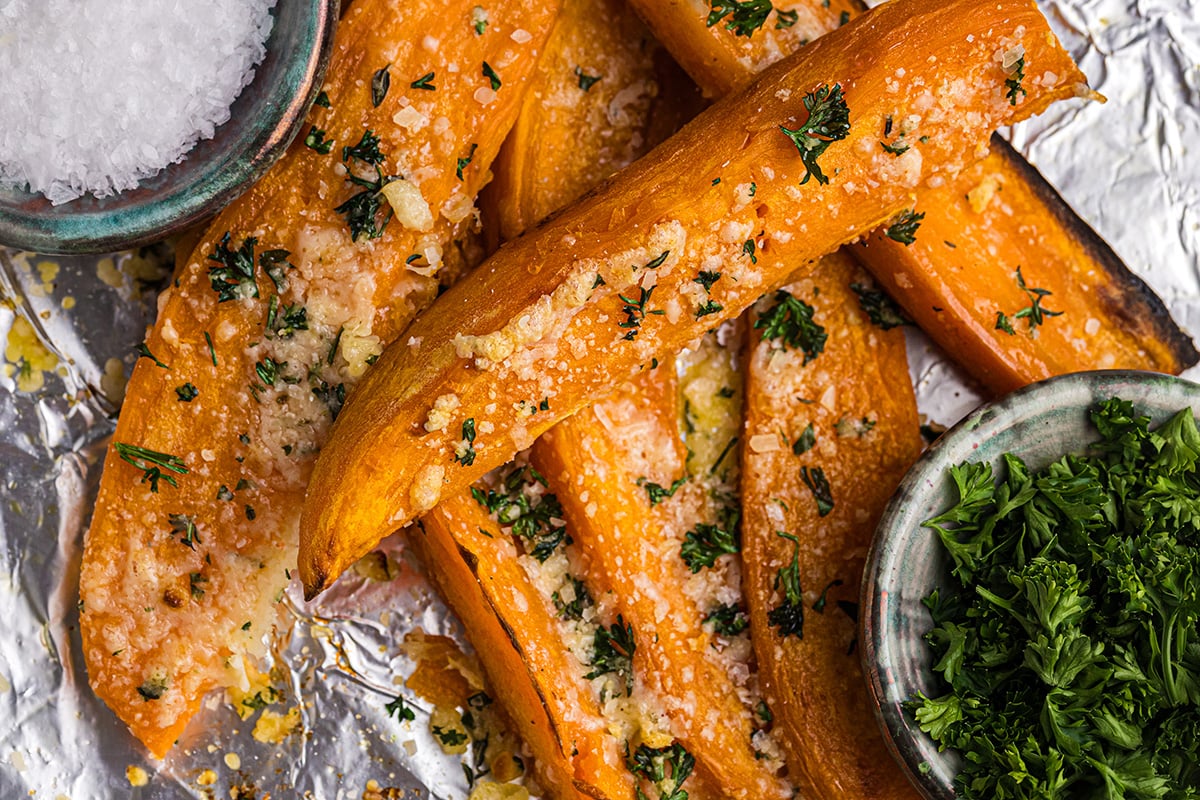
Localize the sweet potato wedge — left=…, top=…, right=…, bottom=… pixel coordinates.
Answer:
left=740, top=252, right=923, bottom=797
left=79, top=0, right=562, bottom=757
left=301, top=0, right=1086, bottom=595
left=416, top=497, right=630, bottom=800
left=857, top=136, right=1199, bottom=393
left=630, top=0, right=1196, bottom=393
left=531, top=359, right=789, bottom=799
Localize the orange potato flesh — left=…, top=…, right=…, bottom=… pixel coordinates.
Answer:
left=414, top=3, right=689, bottom=796
left=300, top=0, right=1085, bottom=596
left=79, top=0, right=562, bottom=757
left=740, top=252, right=924, bottom=797
left=629, top=0, right=1195, bottom=392
left=415, top=500, right=627, bottom=800
left=532, top=364, right=790, bottom=800
left=858, top=137, right=1199, bottom=394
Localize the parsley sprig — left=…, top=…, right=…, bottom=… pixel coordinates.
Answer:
left=627, top=742, right=695, bottom=800
left=706, top=0, right=773, bottom=38
left=586, top=616, right=636, bottom=694
left=779, top=83, right=851, bottom=185
left=754, top=289, right=827, bottom=364
left=913, top=398, right=1200, bottom=798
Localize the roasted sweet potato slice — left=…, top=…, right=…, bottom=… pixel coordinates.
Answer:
left=79, top=0, right=562, bottom=757
left=857, top=137, right=1199, bottom=393
left=301, top=0, right=1086, bottom=595
left=740, top=252, right=924, bottom=798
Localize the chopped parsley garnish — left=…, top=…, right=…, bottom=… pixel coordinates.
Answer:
left=912, top=397, right=1200, bottom=798
left=471, top=465, right=569, bottom=562
left=696, top=299, right=724, bottom=319
left=336, top=130, right=395, bottom=241
left=775, top=8, right=798, bottom=27
left=681, top=521, right=740, bottom=572
left=217, top=485, right=234, bottom=502
left=694, top=271, right=721, bottom=292
left=880, top=139, right=910, bottom=156
left=574, top=66, right=601, bottom=91
left=707, top=0, right=773, bottom=38
left=705, top=603, right=749, bottom=636
left=552, top=575, right=592, bottom=620
left=189, top=572, right=208, bottom=600
left=168, top=513, right=200, bottom=550
left=471, top=5, right=487, bottom=35
left=268, top=298, right=308, bottom=338
left=586, top=616, right=636, bottom=693
left=410, top=71, right=436, bottom=91
left=768, top=531, right=805, bottom=638
left=742, top=239, right=757, bottom=264
left=885, top=209, right=924, bottom=245
left=645, top=250, right=670, bottom=269
left=792, top=423, right=815, bottom=454
left=314, top=91, right=331, bottom=108
left=385, top=694, right=416, bottom=722
left=627, top=742, right=695, bottom=800
left=258, top=248, right=292, bottom=291
left=779, top=83, right=851, bottom=185
left=800, top=465, right=834, bottom=516
left=456, top=143, right=478, bottom=181
left=342, top=129, right=385, bottom=166
left=255, top=357, right=283, bottom=387
left=244, top=504, right=256, bottom=521
left=638, top=475, right=688, bottom=506
left=835, top=415, right=876, bottom=438
left=454, top=418, right=478, bottom=466
left=328, top=326, right=343, bottom=366
left=617, top=286, right=664, bottom=341
left=995, top=311, right=1016, bottom=335
left=135, top=342, right=169, bottom=370
left=137, top=675, right=168, bottom=701
left=851, top=282, right=910, bottom=329
left=481, top=61, right=501, bottom=91
left=204, top=332, right=217, bottom=365
left=754, top=289, right=827, bottom=364
left=206, top=232, right=259, bottom=302
left=1013, top=266, right=1061, bottom=329
left=371, top=65, right=391, bottom=107
left=839, top=10, right=850, bottom=25
left=175, top=382, right=198, bottom=402
left=433, top=726, right=468, bottom=747
left=304, top=126, right=334, bottom=154
left=812, top=578, right=844, bottom=613
left=1004, top=55, right=1027, bottom=106
left=113, top=443, right=188, bottom=492
left=311, top=380, right=346, bottom=422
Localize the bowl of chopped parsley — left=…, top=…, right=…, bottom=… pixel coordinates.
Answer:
left=862, top=370, right=1200, bottom=800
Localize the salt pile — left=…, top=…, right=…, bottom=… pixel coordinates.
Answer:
left=0, top=0, right=276, bottom=205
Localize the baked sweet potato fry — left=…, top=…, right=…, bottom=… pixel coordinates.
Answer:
left=630, top=0, right=1196, bottom=392
left=301, top=0, right=1086, bottom=595
left=79, top=0, right=561, bottom=757
left=740, top=252, right=923, bottom=798
left=858, top=137, right=1199, bottom=393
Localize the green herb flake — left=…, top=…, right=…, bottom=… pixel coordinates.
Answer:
left=204, top=332, right=217, bottom=365
left=779, top=83, right=851, bottom=185
left=135, top=342, right=170, bottom=370
left=585, top=615, right=636, bottom=694
left=206, top=232, right=259, bottom=302
left=175, top=382, right=198, bottom=402
left=627, top=742, right=695, bottom=800
left=880, top=139, right=910, bottom=156
left=454, top=418, right=478, bottom=466
left=705, top=603, right=749, bottom=636
left=137, top=674, right=169, bottom=701
left=410, top=72, right=436, bottom=91
left=694, top=271, right=721, bottom=292
left=851, top=282, right=910, bottom=329
left=482, top=61, right=501, bottom=91
left=304, top=126, right=334, bottom=154
left=792, top=423, right=816, bottom=455
left=371, top=65, right=391, bottom=107
left=775, top=8, right=798, bottom=28
left=696, top=299, right=724, bottom=319
left=385, top=694, right=416, bottom=722
left=168, top=513, right=200, bottom=550
left=681, top=520, right=740, bottom=572
left=471, top=465, right=568, bottom=562
left=754, top=289, right=827, bottom=364
left=707, top=0, right=773, bottom=38
left=574, top=66, right=602, bottom=91
left=114, top=443, right=188, bottom=492
left=1005, top=55, right=1027, bottom=106
left=553, top=575, right=592, bottom=621
left=638, top=475, right=688, bottom=506
left=742, top=238, right=758, bottom=264
left=995, top=311, right=1016, bottom=335
left=800, top=465, right=834, bottom=516
left=885, top=209, right=924, bottom=245
left=456, top=143, right=478, bottom=181
left=768, top=531, right=805, bottom=637
left=471, top=5, right=488, bottom=35
left=314, top=91, right=331, bottom=108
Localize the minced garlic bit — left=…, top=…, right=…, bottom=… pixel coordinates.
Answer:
left=410, top=464, right=446, bottom=512
left=468, top=782, right=530, bottom=800
left=382, top=179, right=434, bottom=231
left=125, top=765, right=149, bottom=787
left=424, top=393, right=462, bottom=432
left=251, top=706, right=301, bottom=744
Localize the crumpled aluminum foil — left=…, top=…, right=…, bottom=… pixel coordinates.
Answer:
left=0, top=1, right=1197, bottom=797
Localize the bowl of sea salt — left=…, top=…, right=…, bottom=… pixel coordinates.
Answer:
left=0, top=0, right=338, bottom=254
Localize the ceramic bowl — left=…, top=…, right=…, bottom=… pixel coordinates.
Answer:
left=0, top=2, right=339, bottom=255
left=860, top=369, right=1200, bottom=799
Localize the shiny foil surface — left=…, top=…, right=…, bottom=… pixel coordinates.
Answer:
left=0, top=1, right=1197, bottom=797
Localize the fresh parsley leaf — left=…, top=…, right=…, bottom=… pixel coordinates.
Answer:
left=454, top=418, right=478, bottom=466
left=885, top=209, right=924, bottom=245
left=385, top=694, right=416, bottom=722
left=410, top=72, right=436, bottom=91
left=800, top=466, right=834, bottom=516
left=482, top=61, right=501, bottom=91
left=1005, top=55, right=1027, bottom=106
left=754, top=289, right=827, bottom=364
left=175, top=382, right=198, bottom=402
left=779, top=83, right=850, bottom=185
left=681, top=520, right=740, bottom=572
left=206, top=232, right=258, bottom=302
left=627, top=742, right=695, bottom=800
left=705, top=603, right=749, bottom=636
left=304, top=126, right=334, bottom=154
left=586, top=616, right=636, bottom=694
left=707, top=0, right=773, bottom=38
left=371, top=65, right=391, bottom=107
left=768, top=531, right=804, bottom=637
left=574, top=66, right=601, bottom=91
left=638, top=476, right=687, bottom=506
left=851, top=282, right=910, bottom=329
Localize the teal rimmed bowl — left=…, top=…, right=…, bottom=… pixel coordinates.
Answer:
left=861, top=370, right=1200, bottom=799
left=0, top=1, right=339, bottom=255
